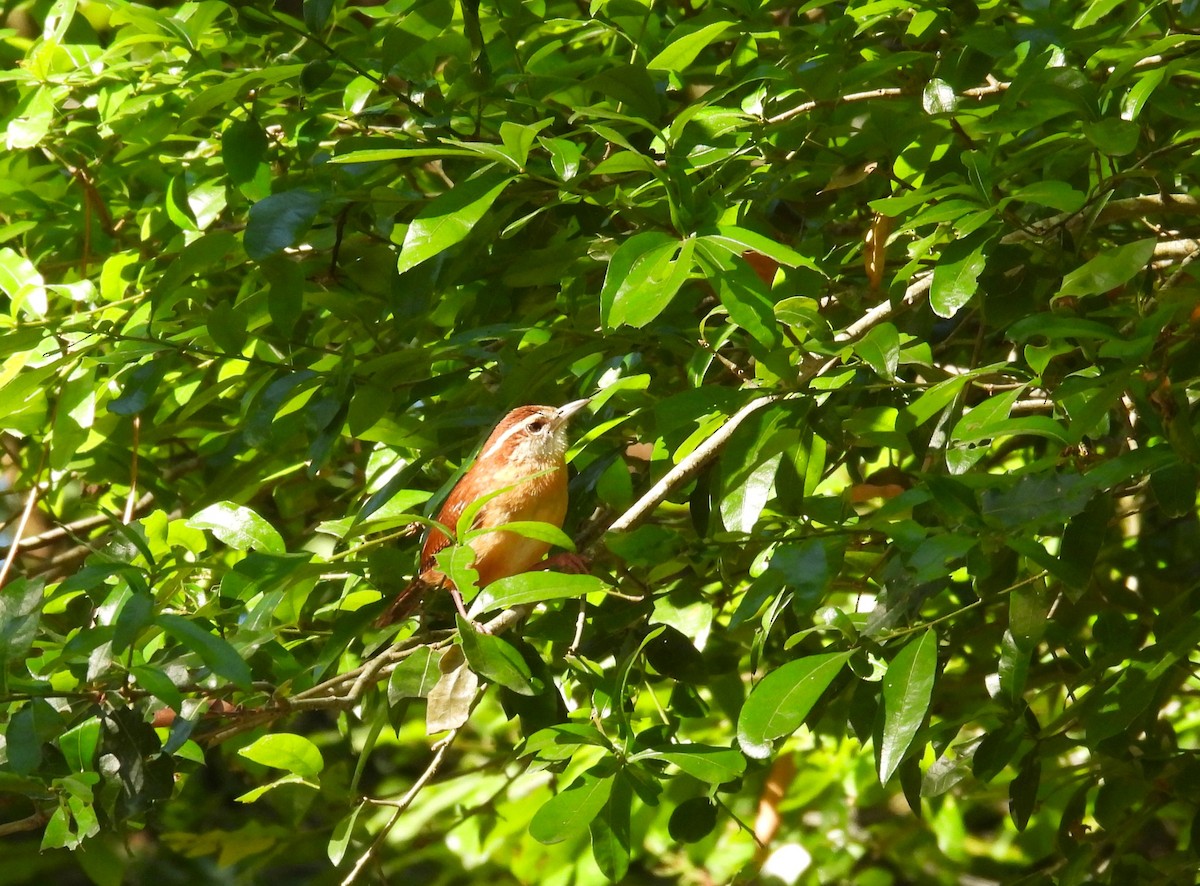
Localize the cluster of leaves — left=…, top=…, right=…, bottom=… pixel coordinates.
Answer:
left=3, top=0, right=1200, bottom=883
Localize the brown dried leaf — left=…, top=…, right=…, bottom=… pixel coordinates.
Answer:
left=426, top=647, right=478, bottom=734
left=864, top=212, right=893, bottom=291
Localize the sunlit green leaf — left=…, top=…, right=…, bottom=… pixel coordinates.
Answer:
left=396, top=172, right=514, bottom=274
left=878, top=631, right=938, bottom=785
left=738, top=652, right=852, bottom=757
left=238, top=733, right=324, bottom=777
left=529, top=773, right=614, bottom=844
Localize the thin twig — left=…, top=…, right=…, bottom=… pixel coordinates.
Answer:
left=123, top=416, right=140, bottom=524
left=603, top=272, right=934, bottom=539
left=340, top=729, right=460, bottom=885
left=0, top=444, right=48, bottom=589
left=767, top=79, right=1010, bottom=126
left=1000, top=194, right=1200, bottom=245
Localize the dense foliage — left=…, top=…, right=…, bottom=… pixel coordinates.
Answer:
left=3, top=0, right=1200, bottom=882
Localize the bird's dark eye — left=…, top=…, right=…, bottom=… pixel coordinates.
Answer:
left=528, top=420, right=546, bottom=434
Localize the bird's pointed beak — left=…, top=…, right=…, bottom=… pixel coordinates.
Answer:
left=553, top=397, right=592, bottom=426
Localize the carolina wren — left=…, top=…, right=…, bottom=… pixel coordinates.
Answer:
left=377, top=398, right=591, bottom=627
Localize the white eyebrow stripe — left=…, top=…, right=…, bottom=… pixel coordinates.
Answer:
left=480, top=413, right=542, bottom=460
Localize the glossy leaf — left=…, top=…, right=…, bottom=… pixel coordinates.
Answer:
left=188, top=502, right=285, bottom=554
left=931, top=235, right=988, bottom=318
left=156, top=615, right=253, bottom=689
left=529, top=773, right=613, bottom=844
left=600, top=233, right=694, bottom=329
left=1058, top=238, right=1156, bottom=298
left=470, top=572, right=609, bottom=614
left=396, top=172, right=514, bottom=274
left=458, top=615, right=540, bottom=696
left=244, top=189, right=323, bottom=260
left=878, top=631, right=938, bottom=785
left=238, top=733, right=324, bottom=778
left=647, top=21, right=735, bottom=72
left=738, top=652, right=853, bottom=757
left=636, top=745, right=746, bottom=784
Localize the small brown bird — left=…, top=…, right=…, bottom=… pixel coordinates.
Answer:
left=377, top=398, right=591, bottom=627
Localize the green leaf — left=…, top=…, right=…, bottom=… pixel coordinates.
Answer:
left=523, top=723, right=610, bottom=761
left=157, top=615, right=253, bottom=689
left=980, top=472, right=1094, bottom=530
left=1010, top=181, right=1087, bottom=212
left=529, top=773, right=614, bottom=844
left=238, top=733, right=324, bottom=777
left=720, top=452, right=781, bottom=534
left=108, top=360, right=169, bottom=416
left=737, top=652, right=852, bottom=758
left=590, top=775, right=631, bottom=882
left=328, top=804, right=364, bottom=866
left=303, top=0, right=333, bottom=31
left=855, top=322, right=901, bottom=379
left=0, top=246, right=47, bottom=317
left=433, top=544, right=480, bottom=602
left=59, top=718, right=101, bottom=773
left=396, top=172, right=514, bottom=274
left=668, top=796, right=718, bottom=843
left=244, top=189, right=323, bottom=260
left=6, top=86, right=54, bottom=151
left=696, top=242, right=782, bottom=349
left=41, top=807, right=72, bottom=852
left=878, top=631, right=938, bottom=785
left=647, top=21, right=735, bottom=72
left=1083, top=119, right=1139, bottom=156
left=235, top=774, right=317, bottom=803
left=188, top=502, right=285, bottom=553
left=952, top=389, right=1023, bottom=440
left=5, top=706, right=42, bottom=774
left=922, top=77, right=957, bottom=114
left=499, top=118, right=552, bottom=169
left=0, top=577, right=43, bottom=674
left=701, top=226, right=824, bottom=273
left=1008, top=752, right=1041, bottom=831
left=931, top=235, right=988, bottom=319
left=1058, top=238, right=1156, bottom=298
left=636, top=746, right=746, bottom=784
left=130, top=665, right=183, bottom=711
left=600, top=233, right=694, bottom=329
left=300, top=59, right=334, bottom=93
left=223, top=119, right=268, bottom=185
left=330, top=146, right=481, bottom=164
left=471, top=572, right=611, bottom=614
left=463, top=520, right=575, bottom=551
left=457, top=615, right=540, bottom=695
left=387, top=646, right=439, bottom=702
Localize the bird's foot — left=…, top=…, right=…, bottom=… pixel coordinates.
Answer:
left=542, top=552, right=591, bottom=574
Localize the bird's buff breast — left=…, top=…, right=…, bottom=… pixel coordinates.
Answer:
left=467, top=468, right=566, bottom=586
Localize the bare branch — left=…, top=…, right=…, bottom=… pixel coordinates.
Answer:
left=601, top=272, right=934, bottom=538
left=1001, top=194, right=1200, bottom=245
left=0, top=810, right=50, bottom=838
left=767, top=80, right=1010, bottom=126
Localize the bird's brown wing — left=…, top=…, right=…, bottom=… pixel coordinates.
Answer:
left=375, top=572, right=447, bottom=627
left=419, top=463, right=487, bottom=572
